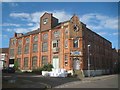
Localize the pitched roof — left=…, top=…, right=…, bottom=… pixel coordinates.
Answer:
left=17, top=28, right=40, bottom=38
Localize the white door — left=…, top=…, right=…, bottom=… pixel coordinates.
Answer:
left=52, top=58, right=59, bottom=69
left=73, top=58, right=80, bottom=70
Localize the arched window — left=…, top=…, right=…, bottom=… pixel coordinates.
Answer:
left=54, top=31, right=60, bottom=38
left=65, top=39, right=68, bottom=48
left=73, top=39, right=79, bottom=48
left=33, top=35, right=38, bottom=42
left=43, top=33, right=48, bottom=40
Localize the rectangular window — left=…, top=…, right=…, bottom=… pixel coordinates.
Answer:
left=32, top=56, right=37, bottom=67
left=42, top=42, right=48, bottom=52
left=24, top=45, right=29, bottom=54
left=64, top=55, right=68, bottom=66
left=52, top=40, right=59, bottom=48
left=9, top=49, right=14, bottom=57
left=18, top=46, right=21, bottom=55
left=73, top=39, right=78, bottom=48
left=33, top=44, right=38, bottom=52
left=24, top=57, right=28, bottom=67
left=17, top=58, right=21, bottom=67
left=42, top=56, right=48, bottom=65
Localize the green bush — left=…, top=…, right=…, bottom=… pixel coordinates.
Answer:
left=32, top=63, right=53, bottom=74
left=42, top=63, right=53, bottom=71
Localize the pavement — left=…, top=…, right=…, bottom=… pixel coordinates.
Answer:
left=54, top=74, right=118, bottom=88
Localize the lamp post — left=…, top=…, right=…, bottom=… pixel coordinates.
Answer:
left=87, top=44, right=90, bottom=77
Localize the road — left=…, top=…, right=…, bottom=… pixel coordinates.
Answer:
left=55, top=74, right=118, bottom=88
left=2, top=72, right=80, bottom=88
left=2, top=73, right=119, bottom=88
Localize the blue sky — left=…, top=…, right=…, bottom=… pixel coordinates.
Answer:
left=1, top=2, right=118, bottom=48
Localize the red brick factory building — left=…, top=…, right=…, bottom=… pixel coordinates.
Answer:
left=9, top=12, right=114, bottom=76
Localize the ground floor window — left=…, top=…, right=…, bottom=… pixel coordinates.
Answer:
left=32, top=56, right=37, bottom=67
left=42, top=56, right=48, bottom=66
left=17, top=58, right=21, bottom=67
left=24, top=57, right=28, bottom=67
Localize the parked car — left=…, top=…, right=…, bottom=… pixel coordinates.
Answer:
left=2, top=67, right=15, bottom=73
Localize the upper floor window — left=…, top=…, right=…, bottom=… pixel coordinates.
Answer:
left=33, top=44, right=38, bottom=53
left=43, top=18, right=48, bottom=24
left=52, top=40, right=59, bottom=48
left=43, top=33, right=48, bottom=40
left=42, top=42, right=48, bottom=52
left=54, top=31, right=60, bottom=38
left=65, top=29, right=69, bottom=38
left=65, top=28, right=69, bottom=34
left=65, top=39, right=68, bottom=48
left=18, top=46, right=21, bottom=55
left=33, top=35, right=38, bottom=42
left=25, top=38, right=29, bottom=44
left=24, top=45, right=29, bottom=54
left=73, top=39, right=79, bottom=48
left=18, top=39, right=22, bottom=45
left=11, top=39, right=16, bottom=45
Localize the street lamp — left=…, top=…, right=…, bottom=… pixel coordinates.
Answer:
left=87, top=44, right=90, bottom=77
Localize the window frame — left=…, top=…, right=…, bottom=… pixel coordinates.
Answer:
left=33, top=43, right=38, bottom=53
left=33, top=35, right=38, bottom=42
left=24, top=57, right=28, bottom=67
left=24, top=44, right=29, bottom=54
left=42, top=56, right=48, bottom=65
left=32, top=56, right=37, bottom=67
left=73, top=39, right=79, bottom=48
left=43, top=18, right=48, bottom=24
left=42, top=42, right=48, bottom=52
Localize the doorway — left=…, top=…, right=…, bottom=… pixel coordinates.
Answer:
left=73, top=57, right=80, bottom=70
left=52, top=57, right=59, bottom=69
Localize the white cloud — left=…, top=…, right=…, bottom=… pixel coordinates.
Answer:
left=10, top=13, right=30, bottom=20
left=9, top=11, right=117, bottom=34
left=80, top=13, right=118, bottom=30
left=1, top=23, right=20, bottom=27
left=9, top=10, right=72, bottom=33
left=27, top=23, right=34, bottom=26
left=10, top=10, right=72, bottom=23
left=6, top=28, right=30, bottom=33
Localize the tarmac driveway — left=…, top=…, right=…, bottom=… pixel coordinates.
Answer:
left=2, top=72, right=80, bottom=88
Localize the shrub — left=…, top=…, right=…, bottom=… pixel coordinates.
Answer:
left=42, top=63, right=53, bottom=71
left=32, top=63, right=53, bottom=74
